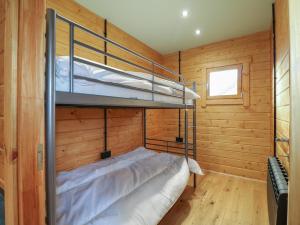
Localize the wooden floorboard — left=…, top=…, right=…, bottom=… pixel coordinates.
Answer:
left=159, top=172, right=269, bottom=225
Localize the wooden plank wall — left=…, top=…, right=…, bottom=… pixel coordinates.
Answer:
left=151, top=31, right=273, bottom=180
left=48, top=0, right=105, bottom=62
left=146, top=54, right=181, bottom=144
left=0, top=0, right=4, bottom=188
left=18, top=0, right=46, bottom=224
left=0, top=0, right=18, bottom=224
left=56, top=108, right=144, bottom=171
left=275, top=0, right=290, bottom=172
left=47, top=0, right=163, bottom=172
left=288, top=0, right=300, bottom=224
left=107, top=22, right=163, bottom=72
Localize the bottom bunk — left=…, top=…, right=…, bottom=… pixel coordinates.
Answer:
left=56, top=147, right=202, bottom=225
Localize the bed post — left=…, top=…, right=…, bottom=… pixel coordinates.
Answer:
left=69, top=23, right=74, bottom=92
left=184, top=107, right=188, bottom=161
left=103, top=19, right=108, bottom=153
left=144, top=108, right=147, bottom=147
left=176, top=51, right=183, bottom=143
left=104, top=19, right=107, bottom=65
left=45, top=8, right=57, bottom=225
left=104, top=109, right=108, bottom=151
left=193, top=82, right=197, bottom=188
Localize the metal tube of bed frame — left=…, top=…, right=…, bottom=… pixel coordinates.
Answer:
left=56, top=14, right=185, bottom=83
left=45, top=8, right=57, bottom=225
left=58, top=12, right=188, bottom=105
left=73, top=40, right=157, bottom=81
left=145, top=138, right=194, bottom=147
left=69, top=23, right=74, bottom=92
left=178, top=109, right=181, bottom=140
left=192, top=82, right=197, bottom=188
left=145, top=142, right=193, bottom=151
left=104, top=19, right=107, bottom=65
left=104, top=109, right=108, bottom=151
left=71, top=53, right=185, bottom=93
left=72, top=40, right=185, bottom=93
left=151, top=63, right=154, bottom=101
left=178, top=51, right=182, bottom=141
left=144, top=109, right=147, bottom=147
left=184, top=107, right=188, bottom=161
left=103, top=19, right=108, bottom=152
left=147, top=148, right=193, bottom=157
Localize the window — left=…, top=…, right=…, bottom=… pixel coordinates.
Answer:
left=207, top=65, right=242, bottom=99
left=201, top=59, right=251, bottom=107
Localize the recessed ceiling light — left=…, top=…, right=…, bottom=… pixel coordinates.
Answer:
left=182, top=10, right=188, bottom=18
left=195, top=29, right=201, bottom=35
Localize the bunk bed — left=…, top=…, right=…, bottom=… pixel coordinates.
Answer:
left=45, top=9, right=201, bottom=225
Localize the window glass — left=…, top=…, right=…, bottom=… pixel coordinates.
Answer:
left=208, top=68, right=239, bottom=97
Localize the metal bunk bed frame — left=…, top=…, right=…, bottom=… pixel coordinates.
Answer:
left=45, top=8, right=197, bottom=225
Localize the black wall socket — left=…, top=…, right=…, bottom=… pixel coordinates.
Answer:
left=176, top=137, right=183, bottom=143
left=101, top=150, right=111, bottom=159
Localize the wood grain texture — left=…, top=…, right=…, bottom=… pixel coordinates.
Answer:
left=0, top=0, right=19, bottom=224
left=159, top=172, right=269, bottom=225
left=287, top=0, right=300, bottom=224
left=107, top=22, right=163, bottom=72
left=47, top=0, right=105, bottom=63
left=47, top=0, right=164, bottom=172
left=150, top=31, right=273, bottom=180
left=56, top=108, right=143, bottom=172
left=275, top=0, right=290, bottom=172
left=47, top=0, right=162, bottom=70
left=0, top=0, right=4, bottom=188
left=18, top=1, right=46, bottom=225
left=201, top=57, right=251, bottom=107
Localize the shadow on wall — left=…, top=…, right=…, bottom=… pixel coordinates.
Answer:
left=0, top=189, right=4, bottom=225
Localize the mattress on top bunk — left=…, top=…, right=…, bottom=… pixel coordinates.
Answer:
left=55, top=56, right=200, bottom=105
left=56, top=147, right=203, bottom=225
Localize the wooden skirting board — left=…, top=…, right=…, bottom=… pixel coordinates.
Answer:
left=202, top=169, right=267, bottom=183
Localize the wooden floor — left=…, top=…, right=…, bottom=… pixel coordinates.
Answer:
left=159, top=172, right=269, bottom=225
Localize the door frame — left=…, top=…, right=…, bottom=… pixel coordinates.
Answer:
left=2, top=0, right=19, bottom=224
left=288, top=0, right=300, bottom=224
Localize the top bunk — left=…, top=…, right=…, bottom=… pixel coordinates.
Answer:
left=45, top=9, right=200, bottom=109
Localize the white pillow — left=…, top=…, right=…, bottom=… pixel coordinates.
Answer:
left=187, top=158, right=204, bottom=175
left=184, top=88, right=201, bottom=100
left=56, top=56, right=93, bottom=78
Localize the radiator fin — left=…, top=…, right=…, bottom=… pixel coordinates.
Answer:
left=267, top=157, right=288, bottom=225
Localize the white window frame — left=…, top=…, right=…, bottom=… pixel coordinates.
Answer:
left=206, top=64, right=243, bottom=100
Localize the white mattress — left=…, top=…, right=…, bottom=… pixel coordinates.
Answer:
left=56, top=147, right=203, bottom=225
left=56, top=56, right=200, bottom=105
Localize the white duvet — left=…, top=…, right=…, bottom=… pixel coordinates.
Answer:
left=56, top=147, right=202, bottom=225
left=55, top=56, right=200, bottom=101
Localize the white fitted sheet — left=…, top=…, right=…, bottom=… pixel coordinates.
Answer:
left=56, top=147, right=202, bottom=225
left=88, top=155, right=189, bottom=225
left=56, top=56, right=200, bottom=105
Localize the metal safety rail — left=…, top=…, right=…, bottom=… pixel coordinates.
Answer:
left=53, top=11, right=190, bottom=105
